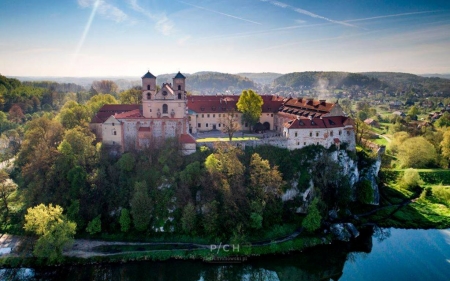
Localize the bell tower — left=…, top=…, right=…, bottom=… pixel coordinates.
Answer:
left=173, top=71, right=186, bottom=100
left=142, top=71, right=157, bottom=102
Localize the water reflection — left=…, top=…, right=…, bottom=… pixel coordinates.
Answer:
left=2, top=227, right=450, bottom=281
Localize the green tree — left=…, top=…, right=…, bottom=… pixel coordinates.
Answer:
left=119, top=208, right=131, bottom=233
left=436, top=112, right=450, bottom=128
left=57, top=101, right=90, bottom=129
left=440, top=129, right=450, bottom=161
left=302, top=198, right=322, bottom=232
left=237, top=89, right=263, bottom=131
left=23, top=204, right=76, bottom=262
left=130, top=181, right=152, bottom=232
left=400, top=168, right=423, bottom=190
left=86, top=215, right=101, bottom=235
left=407, top=105, right=419, bottom=119
left=0, top=170, right=17, bottom=220
left=356, top=180, right=374, bottom=204
left=397, top=137, right=437, bottom=168
left=85, top=94, right=118, bottom=116
left=181, top=202, right=196, bottom=234
left=119, top=86, right=142, bottom=104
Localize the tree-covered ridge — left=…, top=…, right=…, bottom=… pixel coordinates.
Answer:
left=237, top=72, right=283, bottom=85
left=156, top=72, right=255, bottom=93
left=273, top=71, right=388, bottom=90
left=362, top=72, right=450, bottom=93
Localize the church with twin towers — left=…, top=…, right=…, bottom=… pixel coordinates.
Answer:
left=90, top=70, right=356, bottom=155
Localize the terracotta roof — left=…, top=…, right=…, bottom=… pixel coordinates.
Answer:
left=187, top=95, right=283, bottom=113
left=284, top=116, right=350, bottom=129
left=114, top=109, right=145, bottom=119
left=179, top=134, right=196, bottom=144
left=91, top=104, right=140, bottom=123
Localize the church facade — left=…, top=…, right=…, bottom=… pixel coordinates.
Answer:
left=90, top=71, right=355, bottom=154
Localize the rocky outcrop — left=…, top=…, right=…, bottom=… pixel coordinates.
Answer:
left=330, top=223, right=360, bottom=242
left=358, top=149, right=382, bottom=205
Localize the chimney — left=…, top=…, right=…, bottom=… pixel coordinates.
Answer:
left=319, top=99, right=326, bottom=105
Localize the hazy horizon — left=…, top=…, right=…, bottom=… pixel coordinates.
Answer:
left=1, top=0, right=450, bottom=77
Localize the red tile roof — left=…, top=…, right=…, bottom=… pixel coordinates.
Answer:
left=179, top=134, right=196, bottom=144
left=114, top=109, right=145, bottom=119
left=284, top=116, right=351, bottom=129
left=91, top=104, right=140, bottom=123
left=187, top=95, right=283, bottom=113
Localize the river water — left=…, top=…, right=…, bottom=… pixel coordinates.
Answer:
left=1, top=228, right=449, bottom=281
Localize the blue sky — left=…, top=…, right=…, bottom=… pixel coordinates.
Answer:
left=1, top=0, right=449, bottom=77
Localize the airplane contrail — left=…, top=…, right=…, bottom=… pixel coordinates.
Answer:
left=179, top=1, right=262, bottom=25
left=344, top=10, right=444, bottom=22
left=260, top=0, right=357, bottom=27
left=71, top=0, right=101, bottom=66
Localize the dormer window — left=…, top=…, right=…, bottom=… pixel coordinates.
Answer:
left=201, top=107, right=205, bottom=111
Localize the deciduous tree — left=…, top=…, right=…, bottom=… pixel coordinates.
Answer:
left=219, top=111, right=240, bottom=141
left=23, top=204, right=76, bottom=262
left=237, top=89, right=263, bottom=131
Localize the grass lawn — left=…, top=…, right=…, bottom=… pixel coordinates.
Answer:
left=196, top=136, right=260, bottom=142
left=372, top=137, right=389, bottom=146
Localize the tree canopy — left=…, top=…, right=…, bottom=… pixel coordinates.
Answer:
left=237, top=89, right=263, bottom=131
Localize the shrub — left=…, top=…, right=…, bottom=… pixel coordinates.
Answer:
left=400, top=168, right=423, bottom=191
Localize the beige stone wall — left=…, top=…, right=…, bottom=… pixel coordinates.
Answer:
left=102, top=116, right=122, bottom=147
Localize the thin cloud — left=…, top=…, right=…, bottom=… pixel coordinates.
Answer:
left=260, top=0, right=356, bottom=27
left=179, top=1, right=262, bottom=25
left=127, top=0, right=175, bottom=35
left=78, top=0, right=128, bottom=23
left=345, top=10, right=445, bottom=22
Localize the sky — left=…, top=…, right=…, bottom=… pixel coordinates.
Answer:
left=1, top=0, right=450, bottom=77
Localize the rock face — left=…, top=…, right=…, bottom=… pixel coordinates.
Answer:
left=330, top=223, right=360, bottom=242
left=281, top=148, right=382, bottom=210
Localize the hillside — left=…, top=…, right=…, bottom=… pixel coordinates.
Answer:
left=362, top=72, right=450, bottom=93
left=157, top=72, right=255, bottom=93
left=237, top=72, right=283, bottom=85
left=273, top=72, right=387, bottom=90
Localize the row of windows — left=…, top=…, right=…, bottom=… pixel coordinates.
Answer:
left=146, top=93, right=183, bottom=100
left=198, top=123, right=222, bottom=128
left=293, top=130, right=345, bottom=138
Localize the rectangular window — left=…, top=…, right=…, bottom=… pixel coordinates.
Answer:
left=202, top=114, right=204, bottom=118
left=112, top=123, right=115, bottom=126
left=309, top=132, right=312, bottom=137
left=304, top=142, right=306, bottom=145
left=316, top=132, right=319, bottom=137
left=218, top=124, right=221, bottom=127
left=347, top=131, right=350, bottom=135
left=207, top=114, right=210, bottom=118
left=295, top=132, right=298, bottom=137
left=198, top=123, right=201, bottom=127
left=219, top=114, right=221, bottom=117
left=339, top=130, right=342, bottom=135
left=206, top=123, right=209, bottom=127
left=271, top=114, right=273, bottom=117
left=297, top=141, right=300, bottom=145
left=213, top=114, right=215, bottom=118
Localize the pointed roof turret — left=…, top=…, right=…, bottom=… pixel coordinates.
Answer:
left=173, top=71, right=186, bottom=79
left=142, top=71, right=156, bottom=79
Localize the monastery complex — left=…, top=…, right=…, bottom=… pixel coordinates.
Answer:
left=90, top=71, right=356, bottom=154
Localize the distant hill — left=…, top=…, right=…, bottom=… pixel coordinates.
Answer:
left=362, top=72, right=450, bottom=93
left=237, top=72, right=283, bottom=85
left=421, top=74, right=450, bottom=79
left=157, top=72, right=255, bottom=93
left=273, top=72, right=387, bottom=90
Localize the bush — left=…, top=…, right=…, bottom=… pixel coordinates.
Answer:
left=400, top=168, right=423, bottom=191
left=433, top=185, right=450, bottom=206
left=357, top=180, right=375, bottom=204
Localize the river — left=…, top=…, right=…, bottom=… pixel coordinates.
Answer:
left=1, top=228, right=449, bottom=281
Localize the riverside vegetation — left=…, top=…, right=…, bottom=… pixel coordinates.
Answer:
left=0, top=74, right=449, bottom=266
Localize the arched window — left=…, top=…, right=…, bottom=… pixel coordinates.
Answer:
left=163, top=104, right=168, bottom=114
left=178, top=85, right=181, bottom=90
left=147, top=93, right=151, bottom=100
left=147, top=85, right=150, bottom=90
left=178, top=93, right=182, bottom=99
